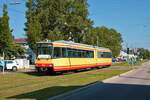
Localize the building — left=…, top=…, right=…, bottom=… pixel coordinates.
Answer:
left=14, top=38, right=35, bottom=64
left=119, top=49, right=138, bottom=61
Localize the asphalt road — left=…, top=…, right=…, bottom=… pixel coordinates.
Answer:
left=50, top=61, right=150, bottom=100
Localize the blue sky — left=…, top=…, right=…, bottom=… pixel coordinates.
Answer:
left=0, top=0, right=150, bottom=50
left=88, top=0, right=150, bottom=50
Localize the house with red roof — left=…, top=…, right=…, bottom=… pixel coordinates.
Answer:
left=14, top=38, right=35, bottom=64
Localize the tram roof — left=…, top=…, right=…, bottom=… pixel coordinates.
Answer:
left=37, top=40, right=110, bottom=51
left=54, top=40, right=94, bottom=48
left=54, top=40, right=110, bottom=50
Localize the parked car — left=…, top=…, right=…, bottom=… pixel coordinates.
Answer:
left=5, top=60, right=19, bottom=71
left=0, top=60, right=3, bottom=72
left=0, top=60, right=6, bottom=72
left=112, top=58, right=117, bottom=62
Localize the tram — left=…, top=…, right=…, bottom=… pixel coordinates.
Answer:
left=35, top=40, right=112, bottom=72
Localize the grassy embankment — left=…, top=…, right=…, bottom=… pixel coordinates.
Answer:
left=0, top=60, right=147, bottom=100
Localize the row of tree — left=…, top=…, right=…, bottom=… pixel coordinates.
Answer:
left=0, top=4, right=24, bottom=59
left=138, top=48, right=150, bottom=60
left=25, top=0, right=92, bottom=52
left=82, top=27, right=122, bottom=57
left=25, top=0, right=122, bottom=57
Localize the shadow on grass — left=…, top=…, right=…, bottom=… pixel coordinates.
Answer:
left=23, top=71, right=77, bottom=77
left=22, top=68, right=102, bottom=77
left=23, top=71, right=54, bottom=76
left=7, top=85, right=82, bottom=100
left=7, top=82, right=150, bottom=100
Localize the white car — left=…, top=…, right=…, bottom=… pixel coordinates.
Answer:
left=5, top=60, right=19, bottom=71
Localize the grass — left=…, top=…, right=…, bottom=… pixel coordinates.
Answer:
left=112, top=62, right=129, bottom=66
left=112, top=60, right=148, bottom=67
left=0, top=64, right=139, bottom=100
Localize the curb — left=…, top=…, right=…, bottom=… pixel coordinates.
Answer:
left=103, top=68, right=137, bottom=83
left=103, top=61, right=150, bottom=83
left=48, top=67, right=139, bottom=100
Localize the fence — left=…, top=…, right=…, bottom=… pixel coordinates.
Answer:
left=15, top=59, right=29, bottom=69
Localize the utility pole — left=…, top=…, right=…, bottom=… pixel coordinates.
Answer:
left=97, top=37, right=99, bottom=46
left=2, top=51, right=5, bottom=74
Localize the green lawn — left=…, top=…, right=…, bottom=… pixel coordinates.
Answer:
left=0, top=66, right=132, bottom=100
left=112, top=60, right=148, bottom=67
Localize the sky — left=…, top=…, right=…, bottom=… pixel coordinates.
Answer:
left=0, top=0, right=150, bottom=50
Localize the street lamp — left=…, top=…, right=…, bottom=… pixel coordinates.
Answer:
left=9, top=0, right=21, bottom=5
left=97, top=36, right=99, bottom=46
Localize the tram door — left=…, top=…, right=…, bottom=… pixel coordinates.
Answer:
left=52, top=47, right=70, bottom=71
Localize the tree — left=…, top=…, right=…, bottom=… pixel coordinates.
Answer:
left=25, top=0, right=93, bottom=52
left=83, top=26, right=122, bottom=57
left=0, top=4, right=24, bottom=59
left=25, top=0, right=42, bottom=52
left=13, top=44, right=25, bottom=57
left=25, top=0, right=123, bottom=57
left=61, top=0, right=93, bottom=42
left=0, top=4, right=14, bottom=59
left=138, top=48, right=150, bottom=59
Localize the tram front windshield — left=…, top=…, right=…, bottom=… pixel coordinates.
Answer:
left=37, top=46, right=53, bottom=59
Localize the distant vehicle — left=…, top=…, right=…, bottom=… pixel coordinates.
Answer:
left=0, top=65, right=2, bottom=72
left=112, top=58, right=117, bottom=62
left=5, top=60, right=19, bottom=71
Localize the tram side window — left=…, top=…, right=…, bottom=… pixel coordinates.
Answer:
left=75, top=50, right=79, bottom=57
left=62, top=48, right=68, bottom=57
left=104, top=52, right=112, bottom=58
left=67, top=48, right=72, bottom=57
left=68, top=49, right=75, bottom=57
left=68, top=49, right=81, bottom=58
left=67, top=48, right=94, bottom=58
left=82, top=50, right=87, bottom=58
left=78, top=50, right=82, bottom=57
left=53, top=47, right=62, bottom=58
left=98, top=52, right=112, bottom=58
left=89, top=51, right=94, bottom=58
left=86, top=51, right=94, bottom=58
